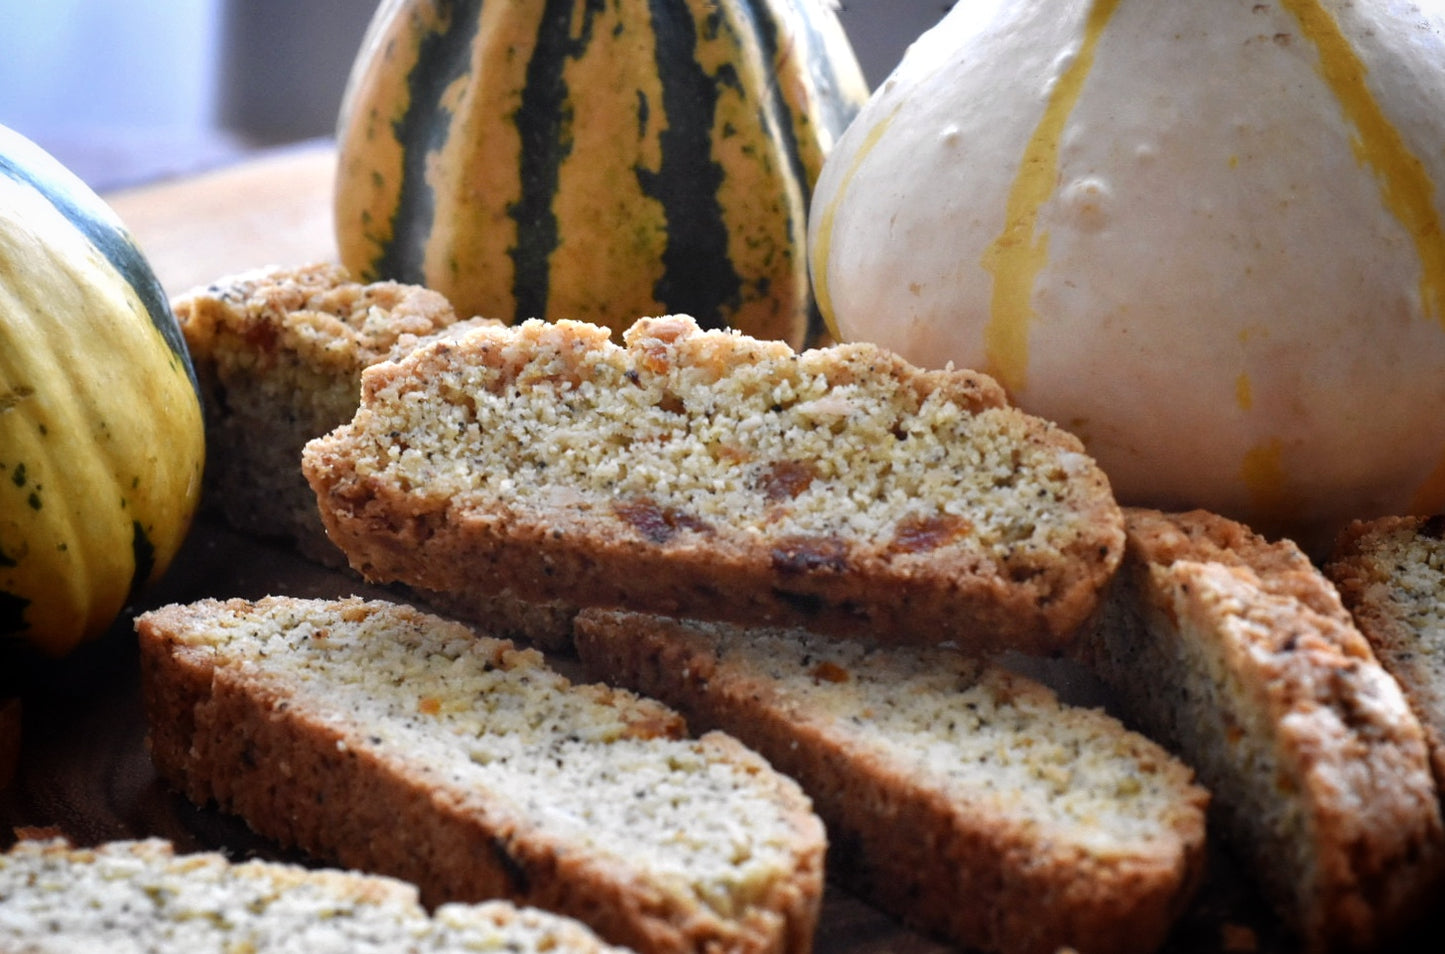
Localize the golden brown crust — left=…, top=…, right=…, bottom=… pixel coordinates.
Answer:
left=573, top=609, right=1209, bottom=954
left=1081, top=508, right=1445, bottom=953
left=136, top=597, right=825, bottom=954
left=1325, top=514, right=1445, bottom=791
left=303, top=315, right=1125, bottom=656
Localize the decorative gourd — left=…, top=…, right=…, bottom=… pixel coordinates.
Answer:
left=334, top=0, right=868, bottom=347
left=808, top=0, right=1445, bottom=549
left=0, top=125, right=205, bottom=658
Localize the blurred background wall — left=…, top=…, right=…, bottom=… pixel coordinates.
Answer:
left=0, top=1, right=953, bottom=191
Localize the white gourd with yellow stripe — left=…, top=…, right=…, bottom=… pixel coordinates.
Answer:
left=807, top=0, right=1445, bottom=549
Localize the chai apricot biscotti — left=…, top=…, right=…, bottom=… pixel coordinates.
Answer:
left=302, top=314, right=1125, bottom=656
left=1325, top=513, right=1445, bottom=789
left=135, top=596, right=825, bottom=954
left=573, top=608, right=1209, bottom=954
left=173, top=263, right=577, bottom=649
left=1078, top=507, right=1445, bottom=953
left=0, top=837, right=626, bottom=954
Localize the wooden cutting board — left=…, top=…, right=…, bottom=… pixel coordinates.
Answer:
left=106, top=139, right=340, bottom=296
left=0, top=142, right=1434, bottom=954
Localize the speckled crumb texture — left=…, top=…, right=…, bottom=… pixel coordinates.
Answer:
left=172, top=263, right=577, bottom=650
left=573, top=608, right=1208, bottom=954
left=0, top=837, right=627, bottom=953
left=134, top=596, right=825, bottom=954
left=1080, top=508, right=1445, bottom=953
left=302, top=314, right=1125, bottom=657
left=1326, top=514, right=1445, bottom=791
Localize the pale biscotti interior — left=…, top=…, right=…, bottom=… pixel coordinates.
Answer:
left=573, top=608, right=1208, bottom=954
left=1082, top=508, right=1445, bottom=952
left=1326, top=514, right=1445, bottom=789
left=135, top=596, right=825, bottom=954
left=0, top=838, right=626, bottom=954
left=173, top=263, right=578, bottom=650
left=303, top=314, right=1124, bottom=656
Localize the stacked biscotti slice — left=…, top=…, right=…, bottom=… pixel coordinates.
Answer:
left=1078, top=508, right=1445, bottom=953
left=136, top=596, right=826, bottom=954
left=301, top=312, right=1127, bottom=658
left=0, top=837, right=628, bottom=954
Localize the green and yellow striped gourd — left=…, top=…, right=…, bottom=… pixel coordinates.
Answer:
left=334, top=0, right=868, bottom=347
left=0, top=124, right=205, bottom=658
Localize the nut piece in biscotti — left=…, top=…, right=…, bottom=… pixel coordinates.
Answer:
left=1326, top=513, right=1445, bottom=791
left=0, top=837, right=628, bottom=954
left=174, top=263, right=577, bottom=650
left=135, top=596, right=825, bottom=954
left=573, top=609, right=1209, bottom=954
left=301, top=314, right=1125, bottom=657
left=1079, top=508, right=1445, bottom=953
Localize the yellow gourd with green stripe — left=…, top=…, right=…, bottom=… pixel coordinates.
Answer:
left=0, top=124, right=205, bottom=658
left=334, top=0, right=868, bottom=347
left=808, top=0, right=1445, bottom=550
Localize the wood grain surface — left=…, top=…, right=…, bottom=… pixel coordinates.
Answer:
left=3, top=146, right=1441, bottom=953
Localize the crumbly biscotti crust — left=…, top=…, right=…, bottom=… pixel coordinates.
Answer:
left=1081, top=508, right=1445, bottom=953
left=302, top=315, right=1124, bottom=656
left=573, top=609, right=1207, bottom=954
left=0, top=837, right=626, bottom=953
left=1326, top=514, right=1445, bottom=790
left=174, top=264, right=578, bottom=650
left=135, top=596, right=825, bottom=954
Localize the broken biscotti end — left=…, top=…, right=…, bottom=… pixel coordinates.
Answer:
left=302, top=315, right=1125, bottom=657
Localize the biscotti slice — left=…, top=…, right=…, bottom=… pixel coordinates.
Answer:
left=0, top=837, right=627, bottom=954
left=135, top=596, right=825, bottom=954
left=573, top=609, right=1208, bottom=954
left=1079, top=508, right=1445, bottom=953
left=1325, top=513, right=1445, bottom=790
left=174, top=264, right=577, bottom=649
left=302, top=314, right=1125, bottom=657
